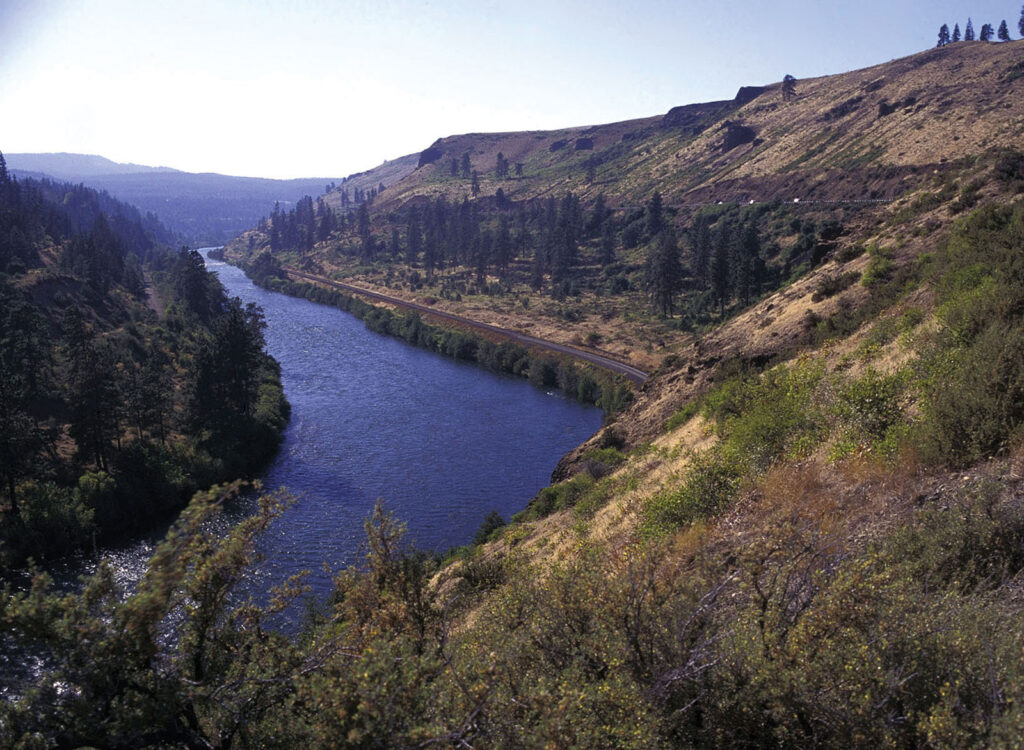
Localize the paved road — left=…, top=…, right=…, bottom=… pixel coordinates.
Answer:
left=283, top=268, right=650, bottom=385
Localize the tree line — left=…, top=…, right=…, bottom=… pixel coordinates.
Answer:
left=936, top=6, right=1024, bottom=45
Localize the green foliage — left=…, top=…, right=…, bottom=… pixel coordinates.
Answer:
left=663, top=399, right=700, bottom=432
left=641, top=449, right=741, bottom=536
left=705, top=357, right=826, bottom=470
left=914, top=204, right=1024, bottom=465
left=860, top=242, right=895, bottom=286
left=520, top=472, right=596, bottom=520
left=811, top=269, right=860, bottom=301
left=0, top=481, right=94, bottom=567
left=473, top=509, right=506, bottom=546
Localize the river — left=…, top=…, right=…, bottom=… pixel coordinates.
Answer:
left=194, top=249, right=601, bottom=599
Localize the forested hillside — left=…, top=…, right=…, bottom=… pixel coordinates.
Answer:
left=0, top=152, right=287, bottom=568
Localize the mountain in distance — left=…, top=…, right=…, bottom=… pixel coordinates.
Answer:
left=6, top=152, right=420, bottom=245
left=6, top=152, right=182, bottom=178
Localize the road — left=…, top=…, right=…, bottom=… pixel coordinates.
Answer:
left=282, top=268, right=650, bottom=385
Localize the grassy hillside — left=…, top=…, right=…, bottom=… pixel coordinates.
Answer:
left=10, top=40, right=1024, bottom=747
left=225, top=41, right=1024, bottom=375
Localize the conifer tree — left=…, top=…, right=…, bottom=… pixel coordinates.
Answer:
left=999, top=19, right=1011, bottom=41
left=460, top=153, right=471, bottom=179
left=965, top=18, right=975, bottom=41
left=599, top=222, right=616, bottom=267
left=980, top=23, right=994, bottom=42
left=645, top=228, right=683, bottom=317
left=782, top=74, right=797, bottom=101
left=953, top=22, right=962, bottom=41
left=1019, top=5, right=1024, bottom=36
left=937, top=23, right=951, bottom=47
left=711, top=225, right=731, bottom=314
left=646, top=191, right=664, bottom=237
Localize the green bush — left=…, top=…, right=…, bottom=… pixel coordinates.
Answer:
left=641, top=449, right=741, bottom=536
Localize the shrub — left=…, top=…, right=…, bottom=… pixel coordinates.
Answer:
left=642, top=449, right=741, bottom=535
left=860, top=243, right=895, bottom=287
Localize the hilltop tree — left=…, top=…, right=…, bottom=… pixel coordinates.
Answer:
left=782, top=74, right=797, bottom=101
left=953, top=22, right=962, bottom=41
left=645, top=228, right=684, bottom=317
left=980, top=23, right=994, bottom=42
left=999, top=19, right=1011, bottom=41
left=965, top=18, right=975, bottom=41
left=937, top=23, right=951, bottom=47
left=1020, top=5, right=1024, bottom=36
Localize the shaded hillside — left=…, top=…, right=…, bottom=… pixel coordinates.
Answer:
left=6, top=152, right=419, bottom=245
left=0, top=161, right=287, bottom=569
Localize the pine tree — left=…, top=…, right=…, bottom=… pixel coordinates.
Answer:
left=980, top=23, right=994, bottom=42
left=1019, top=5, right=1024, bottom=36
left=495, top=152, right=509, bottom=179
left=646, top=191, right=664, bottom=237
left=645, top=228, right=683, bottom=317
left=937, top=23, right=951, bottom=47
left=999, top=19, right=1011, bottom=41
left=494, top=215, right=512, bottom=274
left=711, top=225, right=731, bottom=314
left=965, top=18, right=975, bottom=41
left=599, top=222, right=616, bottom=267
left=460, top=153, right=471, bottom=179
left=953, top=23, right=962, bottom=42
left=782, top=74, right=797, bottom=101
left=471, top=170, right=480, bottom=197
left=0, top=151, right=8, bottom=183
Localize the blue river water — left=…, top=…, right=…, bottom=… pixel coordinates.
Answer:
left=199, top=250, right=602, bottom=598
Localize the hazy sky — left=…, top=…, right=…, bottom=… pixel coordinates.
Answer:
left=2, top=0, right=1019, bottom=179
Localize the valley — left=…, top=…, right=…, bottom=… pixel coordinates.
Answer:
left=6, top=36, right=1024, bottom=748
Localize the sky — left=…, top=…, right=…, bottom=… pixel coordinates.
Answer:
left=2, top=0, right=1020, bottom=179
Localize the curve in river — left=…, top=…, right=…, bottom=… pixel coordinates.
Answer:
left=202, top=250, right=603, bottom=599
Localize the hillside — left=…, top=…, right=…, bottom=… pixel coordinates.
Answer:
left=0, top=162, right=288, bottom=569
left=10, top=39, right=1024, bottom=747
left=6, top=152, right=419, bottom=245
left=224, top=41, right=1024, bottom=377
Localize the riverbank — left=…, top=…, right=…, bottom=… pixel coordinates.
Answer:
left=225, top=255, right=639, bottom=415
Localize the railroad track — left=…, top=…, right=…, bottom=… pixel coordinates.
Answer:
left=283, top=268, right=650, bottom=385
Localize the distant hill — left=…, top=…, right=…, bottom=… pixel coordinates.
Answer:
left=6, top=152, right=181, bottom=178
left=6, top=152, right=420, bottom=245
